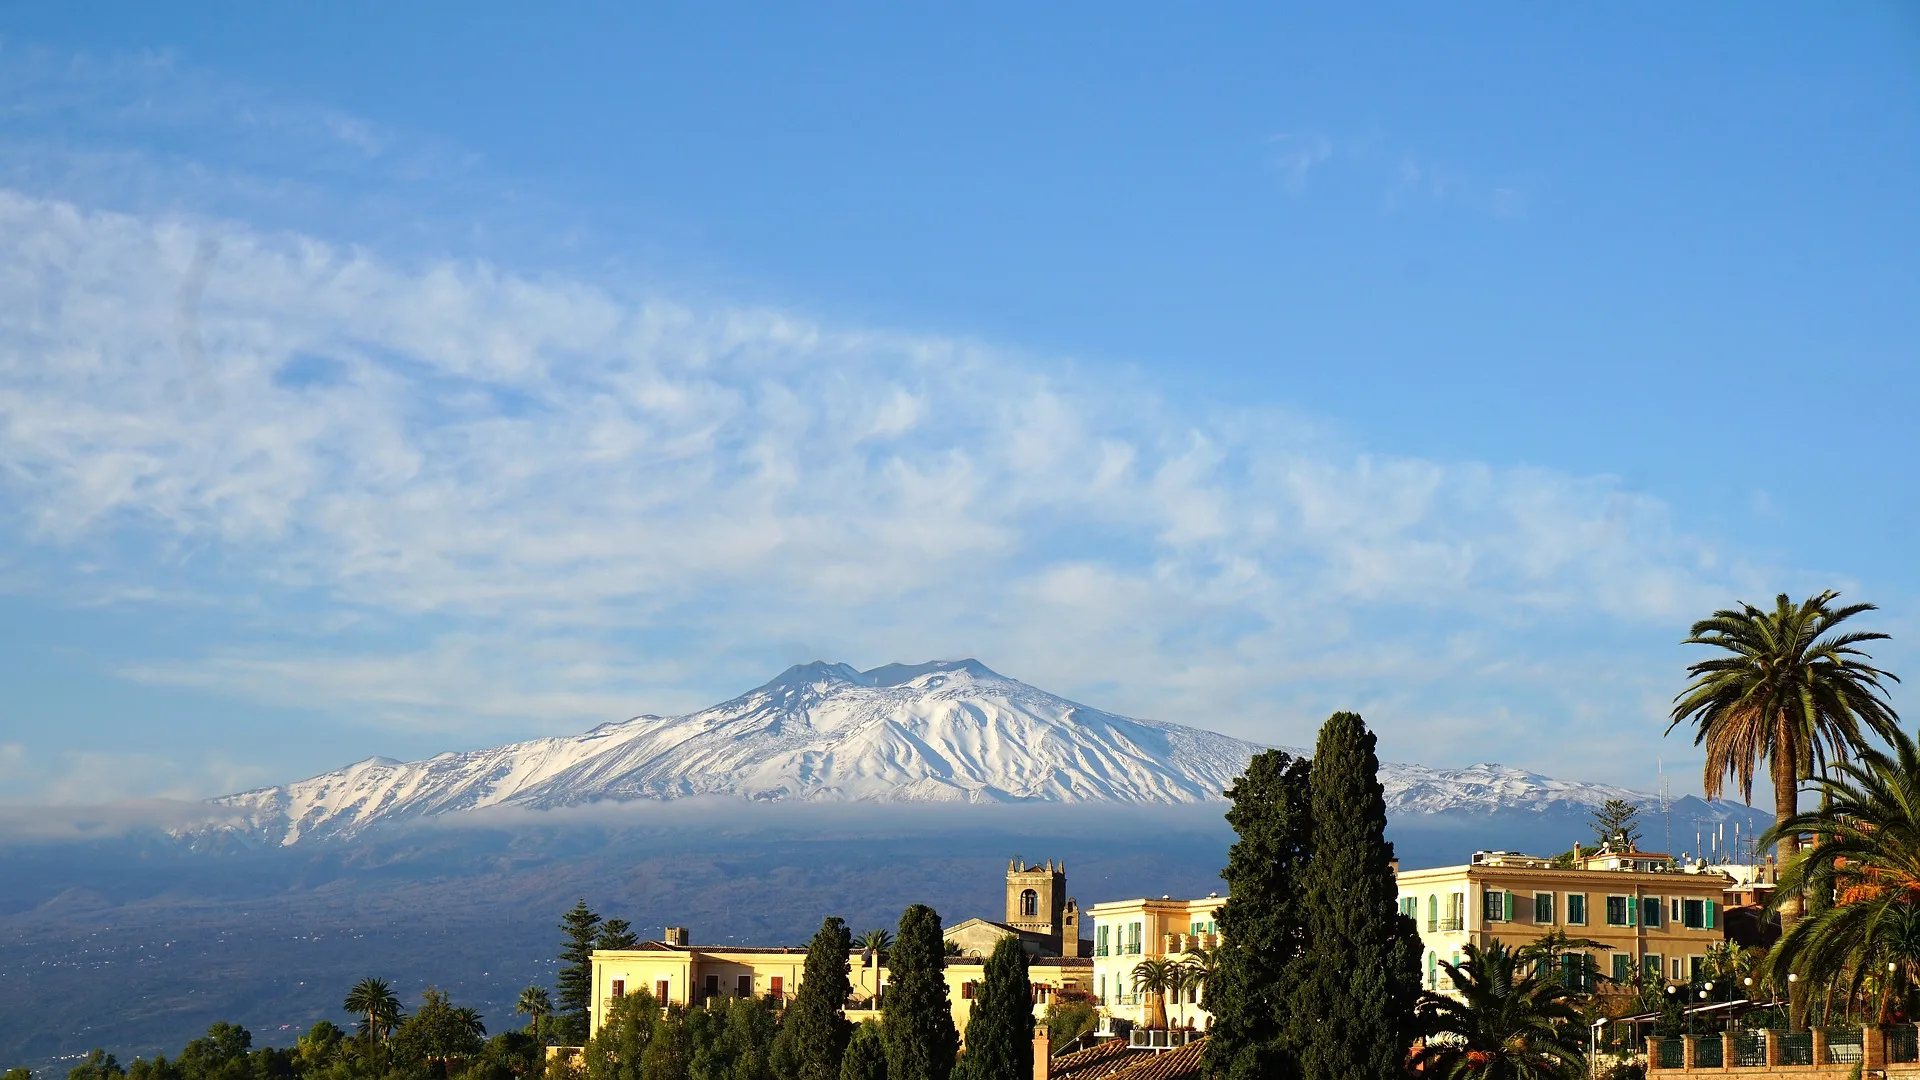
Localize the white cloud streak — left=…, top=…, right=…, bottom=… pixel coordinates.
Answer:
left=0, top=189, right=1757, bottom=791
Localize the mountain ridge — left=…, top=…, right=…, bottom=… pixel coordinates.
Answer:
left=205, top=658, right=1750, bottom=846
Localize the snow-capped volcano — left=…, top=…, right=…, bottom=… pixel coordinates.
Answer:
left=210, top=659, right=1681, bottom=846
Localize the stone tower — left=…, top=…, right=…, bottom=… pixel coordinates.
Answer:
left=1005, top=857, right=1081, bottom=956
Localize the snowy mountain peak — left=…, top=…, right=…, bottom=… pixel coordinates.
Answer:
left=206, top=659, right=1687, bottom=846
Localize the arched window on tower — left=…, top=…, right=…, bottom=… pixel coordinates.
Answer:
left=1020, top=889, right=1039, bottom=918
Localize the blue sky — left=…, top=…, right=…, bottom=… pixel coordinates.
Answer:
left=0, top=4, right=1914, bottom=804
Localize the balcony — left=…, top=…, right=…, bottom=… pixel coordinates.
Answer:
left=1437, top=917, right=1465, bottom=932
left=1128, top=1029, right=1203, bottom=1050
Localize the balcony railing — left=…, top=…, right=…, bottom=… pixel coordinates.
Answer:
left=1437, top=917, right=1464, bottom=932
left=1128, top=1029, right=1202, bottom=1050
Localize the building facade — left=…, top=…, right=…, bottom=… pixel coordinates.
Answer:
left=1395, top=848, right=1733, bottom=996
left=945, top=857, right=1089, bottom=958
left=1087, top=894, right=1224, bottom=1030
left=588, top=935, right=1090, bottom=1041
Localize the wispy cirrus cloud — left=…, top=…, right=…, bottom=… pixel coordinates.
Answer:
left=0, top=186, right=1757, bottom=786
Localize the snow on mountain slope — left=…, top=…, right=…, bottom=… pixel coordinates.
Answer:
left=209, top=659, right=1673, bottom=845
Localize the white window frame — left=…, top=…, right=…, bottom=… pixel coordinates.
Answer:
left=1566, top=892, right=1587, bottom=926
left=1534, top=891, right=1555, bottom=925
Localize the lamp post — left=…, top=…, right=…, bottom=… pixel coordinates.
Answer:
left=1788, top=972, right=1799, bottom=1032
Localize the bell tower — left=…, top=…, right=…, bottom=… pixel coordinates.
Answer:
left=1005, top=857, right=1070, bottom=953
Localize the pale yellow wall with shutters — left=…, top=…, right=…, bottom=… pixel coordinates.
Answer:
left=1395, top=852, right=1734, bottom=998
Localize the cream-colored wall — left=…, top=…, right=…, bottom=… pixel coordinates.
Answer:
left=590, top=948, right=1089, bottom=1044
left=1395, top=863, right=1732, bottom=996
left=1087, top=897, right=1223, bottom=1030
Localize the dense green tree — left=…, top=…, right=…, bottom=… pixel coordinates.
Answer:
left=1203, top=749, right=1313, bottom=1080
left=838, top=1023, right=886, bottom=1080
left=770, top=917, right=855, bottom=1080
left=1588, top=799, right=1642, bottom=851
left=123, top=1057, right=179, bottom=1080
left=1412, top=940, right=1585, bottom=1080
left=176, top=1021, right=254, bottom=1080
left=4, top=1069, right=34, bottom=1080
left=462, top=1031, right=545, bottom=1080
left=638, top=1004, right=695, bottom=1080
left=1283, top=712, right=1423, bottom=1080
left=881, top=905, right=956, bottom=1080
left=598, top=919, right=640, bottom=952
left=66, top=1052, right=123, bottom=1080
left=688, top=997, right=776, bottom=1080
left=343, top=978, right=404, bottom=1044
left=557, top=900, right=606, bottom=1045
left=584, top=989, right=659, bottom=1080
left=294, top=1021, right=346, bottom=1073
left=955, top=936, right=1031, bottom=1080
left=1668, top=591, right=1900, bottom=1026
left=392, top=988, right=486, bottom=1078
left=1042, top=993, right=1098, bottom=1053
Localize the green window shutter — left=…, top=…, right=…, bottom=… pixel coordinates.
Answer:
left=1704, top=900, right=1716, bottom=930
left=1505, top=891, right=1515, bottom=922
left=1627, top=897, right=1637, bottom=926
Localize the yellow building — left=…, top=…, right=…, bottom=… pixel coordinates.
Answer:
left=1086, top=893, right=1224, bottom=1030
left=588, top=929, right=1091, bottom=1040
left=1394, top=848, right=1733, bottom=995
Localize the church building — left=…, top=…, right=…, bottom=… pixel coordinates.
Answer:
left=943, top=857, right=1089, bottom=958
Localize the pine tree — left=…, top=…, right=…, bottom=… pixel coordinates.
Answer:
left=1283, top=712, right=1422, bottom=1080
left=1203, top=749, right=1313, bottom=1080
left=1589, top=799, right=1642, bottom=851
left=556, top=899, right=604, bottom=1045
left=882, top=905, right=957, bottom=1080
left=598, top=918, right=640, bottom=951
left=839, top=1023, right=887, bottom=1080
left=770, top=917, right=855, bottom=1080
left=955, top=935, right=1031, bottom=1080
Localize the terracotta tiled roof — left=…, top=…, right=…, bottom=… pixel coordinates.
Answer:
left=1048, top=1039, right=1140, bottom=1080
left=1103, top=1039, right=1207, bottom=1080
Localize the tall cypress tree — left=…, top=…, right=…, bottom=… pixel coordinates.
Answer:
left=956, top=935, right=1031, bottom=1080
left=839, top=1023, right=887, bottom=1080
left=771, top=917, right=855, bottom=1080
left=1283, top=712, right=1422, bottom=1080
left=882, top=905, right=957, bottom=1080
left=556, top=899, right=603, bottom=1045
left=1203, top=750, right=1313, bottom=1080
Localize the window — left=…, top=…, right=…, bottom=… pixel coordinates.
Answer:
left=1643, top=954, right=1661, bottom=980
left=1535, top=893, right=1554, bottom=925
left=1427, top=894, right=1438, bottom=932
left=1483, top=889, right=1509, bottom=922
left=1099, top=975, right=1107, bottom=1004
left=1020, top=889, right=1039, bottom=918
left=1128, top=921, right=1143, bottom=955
left=1682, top=899, right=1717, bottom=930
left=1567, top=893, right=1587, bottom=926
left=1096, top=925, right=1110, bottom=957
left=1672, top=898, right=1683, bottom=923
left=1612, top=953, right=1633, bottom=982
left=1671, top=957, right=1684, bottom=981
left=610, top=979, right=625, bottom=998
left=656, top=980, right=670, bottom=1002
left=1427, top=951, right=1437, bottom=989
left=1606, top=895, right=1632, bottom=927
left=961, top=982, right=975, bottom=1000
left=1642, top=897, right=1662, bottom=928
left=704, top=974, right=720, bottom=1003
left=1688, top=956, right=1705, bottom=983
left=770, top=977, right=783, bottom=999
left=738, top=975, right=752, bottom=998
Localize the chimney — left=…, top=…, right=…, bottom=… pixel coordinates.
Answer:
left=1033, top=1028, right=1051, bottom=1080
left=664, top=926, right=690, bottom=947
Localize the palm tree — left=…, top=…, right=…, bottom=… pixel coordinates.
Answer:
left=344, top=977, right=403, bottom=1043
left=1668, top=591, right=1899, bottom=1021
left=1181, top=942, right=1219, bottom=1020
left=1760, top=724, right=1920, bottom=1022
left=1130, top=958, right=1173, bottom=1030
left=1412, top=940, right=1586, bottom=1080
left=1514, top=929, right=1608, bottom=992
left=514, top=985, right=552, bottom=1040
left=859, top=928, right=894, bottom=961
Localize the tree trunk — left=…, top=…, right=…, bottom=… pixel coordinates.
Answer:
left=1774, top=729, right=1807, bottom=1031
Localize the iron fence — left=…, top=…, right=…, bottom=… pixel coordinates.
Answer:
left=1654, top=1038, right=1684, bottom=1070
left=1778, top=1031, right=1814, bottom=1066
left=1731, top=1030, right=1767, bottom=1067
left=1889, top=1024, right=1920, bottom=1064
left=1691, top=1036, right=1721, bottom=1068
left=1824, top=1027, right=1863, bottom=1064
